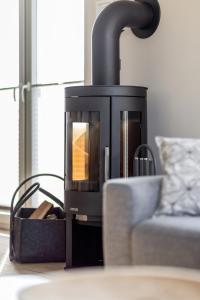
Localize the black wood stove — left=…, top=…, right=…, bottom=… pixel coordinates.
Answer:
left=64, top=0, right=160, bottom=268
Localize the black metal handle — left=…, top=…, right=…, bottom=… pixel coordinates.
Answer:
left=104, top=147, right=110, bottom=182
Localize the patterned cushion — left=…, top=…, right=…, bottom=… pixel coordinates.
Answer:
left=155, top=136, right=200, bottom=216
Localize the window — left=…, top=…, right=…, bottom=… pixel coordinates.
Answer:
left=0, top=0, right=84, bottom=207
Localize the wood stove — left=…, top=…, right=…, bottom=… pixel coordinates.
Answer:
left=64, top=0, right=160, bottom=268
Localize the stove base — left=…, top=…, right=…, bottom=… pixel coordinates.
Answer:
left=65, top=220, right=103, bottom=268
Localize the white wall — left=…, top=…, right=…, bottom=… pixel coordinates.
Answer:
left=85, top=0, right=200, bottom=164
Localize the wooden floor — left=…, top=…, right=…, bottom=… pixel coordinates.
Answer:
left=0, top=231, right=9, bottom=261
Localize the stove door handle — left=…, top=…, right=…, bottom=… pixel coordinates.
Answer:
left=104, top=147, right=110, bottom=182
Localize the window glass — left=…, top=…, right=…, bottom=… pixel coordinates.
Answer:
left=32, top=1, right=84, bottom=205
left=0, top=91, right=19, bottom=206
left=0, top=0, right=19, bottom=206
left=0, top=0, right=19, bottom=87
left=32, top=86, right=65, bottom=204
left=37, top=0, right=84, bottom=84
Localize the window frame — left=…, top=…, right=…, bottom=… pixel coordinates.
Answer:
left=19, top=0, right=37, bottom=191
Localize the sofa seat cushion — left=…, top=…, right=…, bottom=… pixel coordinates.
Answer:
left=131, top=216, right=200, bottom=269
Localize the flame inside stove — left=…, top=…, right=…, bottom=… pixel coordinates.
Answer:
left=72, top=122, right=89, bottom=181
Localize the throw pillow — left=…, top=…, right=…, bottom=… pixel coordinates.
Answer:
left=155, top=136, right=200, bottom=216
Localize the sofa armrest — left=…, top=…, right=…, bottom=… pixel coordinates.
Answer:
left=103, top=176, right=162, bottom=266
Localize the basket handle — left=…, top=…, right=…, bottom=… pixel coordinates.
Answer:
left=39, top=187, right=64, bottom=210
left=12, top=184, right=64, bottom=219
left=10, top=173, right=64, bottom=216
left=12, top=182, right=40, bottom=217
left=10, top=182, right=64, bottom=245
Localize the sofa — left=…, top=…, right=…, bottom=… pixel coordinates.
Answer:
left=103, top=176, right=200, bottom=269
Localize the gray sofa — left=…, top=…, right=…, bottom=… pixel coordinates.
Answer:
left=103, top=176, right=200, bottom=269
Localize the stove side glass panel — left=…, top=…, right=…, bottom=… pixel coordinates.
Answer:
left=120, top=111, right=141, bottom=177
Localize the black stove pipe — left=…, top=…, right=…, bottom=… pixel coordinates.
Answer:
left=92, top=0, right=160, bottom=86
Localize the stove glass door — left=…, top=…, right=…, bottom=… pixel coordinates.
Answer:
left=111, top=96, right=146, bottom=179
left=66, top=112, right=100, bottom=192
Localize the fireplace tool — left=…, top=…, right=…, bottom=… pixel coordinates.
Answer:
left=133, top=144, right=157, bottom=176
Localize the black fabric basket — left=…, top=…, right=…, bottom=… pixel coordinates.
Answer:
left=10, top=174, right=66, bottom=263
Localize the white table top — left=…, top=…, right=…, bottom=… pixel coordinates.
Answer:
left=0, top=274, right=47, bottom=300
left=2, top=266, right=200, bottom=300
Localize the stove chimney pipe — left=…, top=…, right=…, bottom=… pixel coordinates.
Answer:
left=92, top=0, right=160, bottom=86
